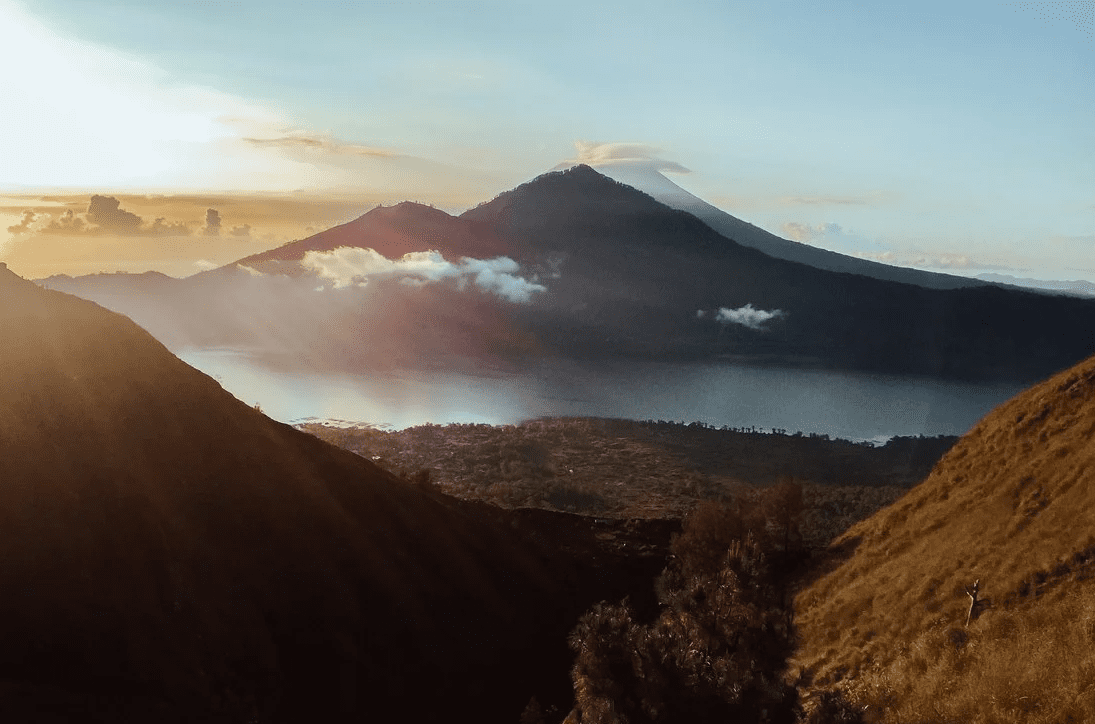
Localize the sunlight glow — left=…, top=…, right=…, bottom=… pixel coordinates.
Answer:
left=0, top=0, right=300, bottom=189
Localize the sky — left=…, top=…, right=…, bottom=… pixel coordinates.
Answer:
left=0, top=0, right=1092, bottom=281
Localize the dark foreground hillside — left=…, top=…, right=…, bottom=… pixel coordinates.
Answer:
left=793, top=352, right=1095, bottom=722
left=0, top=263, right=669, bottom=723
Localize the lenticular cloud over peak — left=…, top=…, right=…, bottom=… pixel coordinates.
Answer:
left=300, top=246, right=546, bottom=302
left=561, top=141, right=691, bottom=174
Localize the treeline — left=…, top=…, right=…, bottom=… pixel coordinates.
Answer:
left=300, top=417, right=953, bottom=543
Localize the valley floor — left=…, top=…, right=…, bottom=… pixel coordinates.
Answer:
left=300, top=416, right=956, bottom=548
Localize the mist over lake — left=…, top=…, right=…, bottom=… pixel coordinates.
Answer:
left=179, top=347, right=1025, bottom=441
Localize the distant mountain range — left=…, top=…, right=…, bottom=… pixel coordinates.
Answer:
left=38, top=165, right=1095, bottom=382
left=974, top=272, right=1095, bottom=297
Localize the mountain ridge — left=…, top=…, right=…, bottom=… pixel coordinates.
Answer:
left=33, top=165, right=1095, bottom=382
left=792, top=350, right=1095, bottom=719
left=588, top=162, right=995, bottom=291
left=0, top=262, right=643, bottom=721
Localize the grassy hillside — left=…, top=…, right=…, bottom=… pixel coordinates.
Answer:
left=792, top=353, right=1095, bottom=722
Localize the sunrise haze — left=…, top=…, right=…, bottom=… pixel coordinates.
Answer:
left=1, top=0, right=1092, bottom=282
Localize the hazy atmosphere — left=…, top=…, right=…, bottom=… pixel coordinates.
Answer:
left=5, top=2, right=1095, bottom=722
left=2, top=0, right=1092, bottom=281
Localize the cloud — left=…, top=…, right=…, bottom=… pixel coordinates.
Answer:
left=781, top=221, right=844, bottom=244
left=6, top=210, right=37, bottom=234
left=43, top=208, right=87, bottom=234
left=854, top=250, right=1012, bottom=271
left=6, top=196, right=197, bottom=237
left=778, top=220, right=892, bottom=257
left=86, top=194, right=142, bottom=232
left=300, top=247, right=546, bottom=303
left=459, top=256, right=546, bottom=303
left=713, top=304, right=785, bottom=330
left=243, top=132, right=401, bottom=159
left=780, top=219, right=1018, bottom=274
left=203, top=208, right=222, bottom=237
left=564, top=141, right=691, bottom=174
left=303, top=248, right=451, bottom=289
left=149, top=217, right=192, bottom=236
left=193, top=259, right=218, bottom=271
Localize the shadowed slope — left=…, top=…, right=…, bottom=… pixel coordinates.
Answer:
left=595, top=163, right=991, bottom=291
left=461, top=166, right=1095, bottom=381
left=0, top=263, right=594, bottom=722
left=793, top=352, right=1095, bottom=720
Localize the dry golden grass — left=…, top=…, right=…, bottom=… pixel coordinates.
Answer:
left=793, top=353, right=1095, bottom=722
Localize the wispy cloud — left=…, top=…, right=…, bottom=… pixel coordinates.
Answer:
left=564, top=141, right=691, bottom=174
left=854, top=250, right=1013, bottom=271
left=781, top=221, right=844, bottom=243
left=243, top=131, right=402, bottom=159
left=301, top=247, right=546, bottom=303
left=778, top=219, right=899, bottom=259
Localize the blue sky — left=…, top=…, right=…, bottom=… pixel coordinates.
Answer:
left=0, top=0, right=1092, bottom=280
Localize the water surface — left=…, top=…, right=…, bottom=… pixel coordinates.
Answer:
left=178, top=348, right=1025, bottom=441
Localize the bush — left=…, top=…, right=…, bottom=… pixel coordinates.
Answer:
left=564, top=499, right=802, bottom=723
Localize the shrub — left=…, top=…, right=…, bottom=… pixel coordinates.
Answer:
left=565, top=499, right=802, bottom=723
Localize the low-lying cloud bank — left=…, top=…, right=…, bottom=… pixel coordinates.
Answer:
left=300, top=247, right=547, bottom=303
left=699, top=303, right=785, bottom=330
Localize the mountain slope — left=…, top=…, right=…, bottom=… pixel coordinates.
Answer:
left=37, top=166, right=1095, bottom=382
left=232, top=200, right=513, bottom=274
left=460, top=165, right=1095, bottom=381
left=0, top=262, right=628, bottom=722
left=792, top=351, right=1095, bottom=721
left=595, top=163, right=992, bottom=291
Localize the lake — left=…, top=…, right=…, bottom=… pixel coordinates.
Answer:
left=178, top=348, right=1026, bottom=442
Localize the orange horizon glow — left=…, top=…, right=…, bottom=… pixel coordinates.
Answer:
left=0, top=189, right=492, bottom=279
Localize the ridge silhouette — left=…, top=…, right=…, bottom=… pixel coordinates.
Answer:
left=0, top=264, right=641, bottom=722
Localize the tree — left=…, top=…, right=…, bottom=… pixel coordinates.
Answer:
left=565, top=499, right=800, bottom=724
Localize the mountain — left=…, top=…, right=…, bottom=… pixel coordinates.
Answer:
left=592, top=162, right=993, bottom=291
left=792, top=351, right=1095, bottom=720
left=0, top=262, right=654, bottom=722
left=37, top=165, right=1095, bottom=382
left=458, top=165, right=1095, bottom=381
left=976, top=271, right=1095, bottom=297
left=231, top=200, right=513, bottom=275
